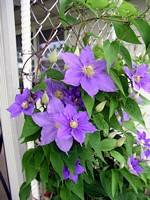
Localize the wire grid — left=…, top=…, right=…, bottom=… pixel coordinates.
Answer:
left=29, top=0, right=114, bottom=70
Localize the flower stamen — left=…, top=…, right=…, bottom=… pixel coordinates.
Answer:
left=53, top=90, right=64, bottom=99
left=70, top=120, right=78, bottom=129
left=21, top=101, right=29, bottom=109
left=82, top=65, right=95, bottom=77
left=134, top=75, right=141, bottom=82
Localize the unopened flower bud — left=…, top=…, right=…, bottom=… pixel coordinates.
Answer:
left=64, top=64, right=69, bottom=70
left=44, top=197, right=50, bottom=200
left=128, top=87, right=133, bottom=94
left=98, top=38, right=103, bottom=48
left=119, top=162, right=124, bottom=169
left=74, top=47, right=80, bottom=56
left=95, top=101, right=107, bottom=112
left=37, top=69, right=41, bottom=77
left=134, top=93, right=139, bottom=100
left=146, top=0, right=150, bottom=8
left=50, top=49, right=57, bottom=63
left=108, top=131, right=117, bottom=138
left=41, top=91, right=49, bottom=105
left=116, top=137, right=126, bottom=147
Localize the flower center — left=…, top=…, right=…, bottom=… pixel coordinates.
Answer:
left=141, top=139, right=145, bottom=145
left=70, top=120, right=78, bottom=129
left=21, top=101, right=29, bottom=109
left=53, top=90, right=64, bottom=99
left=74, top=98, right=78, bottom=104
left=55, top=122, right=61, bottom=129
left=82, top=65, right=95, bottom=77
left=134, top=75, right=141, bottom=82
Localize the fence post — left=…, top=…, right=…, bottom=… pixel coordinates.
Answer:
left=21, top=0, right=40, bottom=199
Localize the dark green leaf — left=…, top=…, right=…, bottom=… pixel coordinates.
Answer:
left=100, top=138, right=117, bottom=151
left=122, top=98, right=145, bottom=126
left=25, top=156, right=38, bottom=184
left=130, top=18, right=150, bottom=48
left=112, top=169, right=119, bottom=198
left=40, top=160, right=49, bottom=184
left=34, top=147, right=44, bottom=169
left=31, top=81, right=47, bottom=92
left=122, top=119, right=136, bottom=133
left=110, top=150, right=126, bottom=165
left=50, top=151, right=63, bottom=179
left=66, top=176, right=84, bottom=200
left=59, top=0, right=72, bottom=27
left=19, top=182, right=31, bottom=200
left=109, top=98, right=118, bottom=120
left=100, top=171, right=112, bottom=199
left=21, top=129, right=40, bottom=143
left=20, top=115, right=40, bottom=139
left=60, top=185, right=71, bottom=200
left=45, top=69, right=64, bottom=81
left=81, top=90, right=94, bottom=117
left=109, top=70, right=125, bottom=95
left=125, top=133, right=134, bottom=156
left=93, top=113, right=109, bottom=136
left=103, top=40, right=120, bottom=71
left=66, top=14, right=78, bottom=25
left=113, top=22, right=141, bottom=44
left=120, top=45, right=132, bottom=70
left=22, top=148, right=35, bottom=171
left=87, top=0, right=109, bottom=9
left=109, top=114, right=124, bottom=132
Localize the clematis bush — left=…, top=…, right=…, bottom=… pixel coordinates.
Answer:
left=8, top=0, right=150, bottom=199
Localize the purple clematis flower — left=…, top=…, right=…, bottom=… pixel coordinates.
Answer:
left=124, top=64, right=150, bottom=93
left=128, top=155, right=144, bottom=176
left=116, top=110, right=130, bottom=125
left=129, top=91, right=143, bottom=105
left=32, top=96, right=64, bottom=145
left=32, top=91, right=43, bottom=102
left=136, top=130, right=150, bottom=148
left=45, top=78, right=69, bottom=101
left=63, top=160, right=84, bottom=183
left=54, top=104, right=97, bottom=153
left=61, top=45, right=116, bottom=97
left=7, top=88, right=34, bottom=117
left=141, top=149, right=150, bottom=161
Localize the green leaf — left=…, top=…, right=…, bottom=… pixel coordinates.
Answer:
left=66, top=14, right=78, bottom=25
left=40, top=160, right=49, bottom=185
left=93, top=113, right=109, bottom=136
left=120, top=45, right=132, bottom=70
left=113, top=22, right=141, bottom=44
left=87, top=0, right=109, bottom=9
left=100, top=171, right=112, bottom=199
left=109, top=70, right=125, bottom=95
left=109, top=98, right=118, bottom=120
left=100, top=138, right=117, bottom=151
left=59, top=0, right=72, bottom=27
left=140, top=94, right=150, bottom=106
left=103, top=40, right=120, bottom=71
left=130, top=18, right=150, bottom=48
left=111, top=169, right=119, bottom=198
left=31, top=81, right=47, bottom=92
left=118, top=2, right=138, bottom=16
left=19, top=182, right=31, bottom=200
left=25, top=156, right=38, bottom=184
left=50, top=151, right=63, bottom=179
left=66, top=176, right=84, bottom=200
left=89, top=132, right=105, bottom=162
left=122, top=98, right=145, bottom=126
left=81, top=90, right=94, bottom=117
left=109, top=114, right=124, bottom=132
left=34, top=147, right=44, bottom=169
left=22, top=148, right=35, bottom=171
left=122, top=119, right=136, bottom=133
left=125, top=133, right=134, bottom=156
left=21, top=130, right=40, bottom=143
left=20, top=115, right=40, bottom=139
left=45, top=69, right=64, bottom=81
left=110, top=150, right=126, bottom=165
left=60, top=185, right=71, bottom=200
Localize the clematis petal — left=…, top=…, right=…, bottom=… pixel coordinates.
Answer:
left=136, top=64, right=149, bottom=77
left=63, top=69, right=82, bottom=86
left=63, top=166, right=70, bottom=180
left=75, top=160, right=85, bottom=175
left=141, top=76, right=150, bottom=93
left=40, top=125, right=57, bottom=145
left=56, top=135, right=73, bottom=153
left=80, top=45, right=95, bottom=65
left=94, top=60, right=107, bottom=71
left=97, top=72, right=116, bottom=92
left=124, top=67, right=132, bottom=79
left=32, top=112, right=53, bottom=127
left=71, top=174, right=78, bottom=183
left=7, top=103, right=22, bottom=118
left=61, top=52, right=82, bottom=69
left=21, top=88, right=31, bottom=100
left=80, top=76, right=100, bottom=97
left=79, top=121, right=97, bottom=133
left=47, top=96, right=64, bottom=115
left=64, top=104, right=77, bottom=120
left=71, top=129, right=86, bottom=144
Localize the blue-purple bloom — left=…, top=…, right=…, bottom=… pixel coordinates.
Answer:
left=116, top=110, right=130, bottom=125
left=63, top=160, right=84, bottom=183
left=136, top=130, right=150, bottom=148
left=54, top=104, right=97, bottom=153
left=61, top=46, right=116, bottom=97
left=141, top=149, right=150, bottom=161
left=128, top=155, right=144, bottom=176
left=124, top=64, right=150, bottom=93
left=32, top=96, right=64, bottom=145
left=7, top=88, right=34, bottom=117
